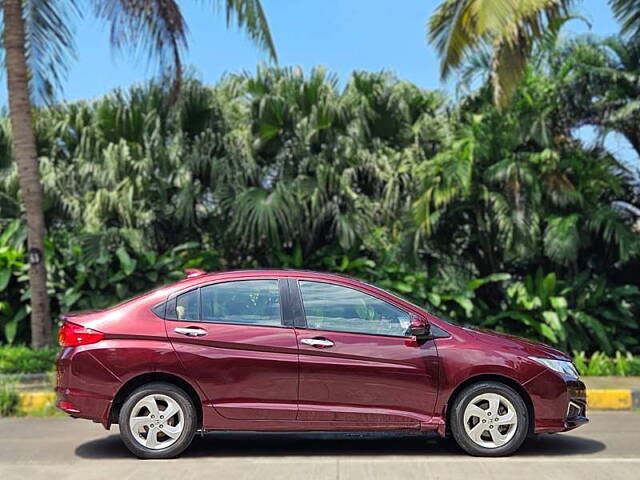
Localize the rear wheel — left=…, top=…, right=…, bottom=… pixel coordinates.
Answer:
left=450, top=381, right=529, bottom=456
left=118, top=382, right=197, bottom=459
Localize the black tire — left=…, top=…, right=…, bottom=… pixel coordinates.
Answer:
left=118, top=382, right=197, bottom=459
left=450, top=381, right=529, bottom=457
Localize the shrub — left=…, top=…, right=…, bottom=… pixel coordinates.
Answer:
left=0, top=346, right=59, bottom=374
left=0, top=388, right=19, bottom=416
left=573, top=351, right=640, bottom=376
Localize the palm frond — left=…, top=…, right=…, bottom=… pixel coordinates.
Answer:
left=587, top=206, right=638, bottom=263
left=91, top=0, right=188, bottom=99
left=230, top=184, right=297, bottom=246
left=208, top=0, right=277, bottom=61
left=610, top=0, right=640, bottom=39
left=544, top=214, right=580, bottom=264
left=23, top=0, right=79, bottom=103
left=428, top=0, right=575, bottom=108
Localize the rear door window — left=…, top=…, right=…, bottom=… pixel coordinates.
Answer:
left=200, top=280, right=282, bottom=327
left=166, top=289, right=200, bottom=321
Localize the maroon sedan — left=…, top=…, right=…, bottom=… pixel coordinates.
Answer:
left=56, top=269, right=587, bottom=458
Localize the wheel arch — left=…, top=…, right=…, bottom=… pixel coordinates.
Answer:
left=445, top=374, right=535, bottom=435
left=108, top=372, right=203, bottom=428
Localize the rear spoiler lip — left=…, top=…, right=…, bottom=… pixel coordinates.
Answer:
left=58, top=310, right=105, bottom=327
left=61, top=309, right=104, bottom=318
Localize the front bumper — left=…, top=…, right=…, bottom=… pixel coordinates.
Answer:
left=562, top=381, right=588, bottom=431
left=524, top=370, right=589, bottom=434
left=564, top=412, right=589, bottom=430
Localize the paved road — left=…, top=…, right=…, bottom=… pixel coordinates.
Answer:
left=1, top=412, right=638, bottom=479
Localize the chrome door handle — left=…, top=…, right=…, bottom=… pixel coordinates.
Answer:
left=301, top=338, right=334, bottom=348
left=174, top=327, right=207, bottom=337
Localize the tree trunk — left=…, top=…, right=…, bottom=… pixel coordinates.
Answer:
left=3, top=0, right=52, bottom=347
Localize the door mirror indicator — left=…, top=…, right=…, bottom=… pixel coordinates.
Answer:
left=407, top=316, right=430, bottom=342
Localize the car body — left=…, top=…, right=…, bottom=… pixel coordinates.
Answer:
left=55, top=269, right=588, bottom=458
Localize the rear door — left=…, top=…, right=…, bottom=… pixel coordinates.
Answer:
left=291, top=278, right=440, bottom=425
left=165, top=278, right=299, bottom=420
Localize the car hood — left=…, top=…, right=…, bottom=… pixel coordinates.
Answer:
left=465, top=327, right=571, bottom=361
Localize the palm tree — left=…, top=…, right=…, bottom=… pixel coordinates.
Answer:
left=1, top=0, right=276, bottom=347
left=428, top=0, right=640, bottom=108
left=428, top=0, right=575, bottom=109
left=558, top=35, right=640, bottom=156
left=2, top=0, right=52, bottom=348
left=1, top=67, right=447, bottom=270
left=413, top=64, right=637, bottom=277
left=1, top=65, right=639, bottom=351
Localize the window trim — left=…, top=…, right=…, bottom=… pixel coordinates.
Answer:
left=293, top=279, right=414, bottom=339
left=165, top=289, right=200, bottom=322
left=165, top=278, right=289, bottom=329
left=286, top=278, right=306, bottom=328
left=150, top=301, right=166, bottom=319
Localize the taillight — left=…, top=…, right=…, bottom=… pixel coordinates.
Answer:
left=58, top=321, right=104, bottom=347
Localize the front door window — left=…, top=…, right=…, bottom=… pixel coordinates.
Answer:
left=298, top=281, right=411, bottom=337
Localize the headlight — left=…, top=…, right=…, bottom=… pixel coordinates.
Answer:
left=530, top=357, right=580, bottom=378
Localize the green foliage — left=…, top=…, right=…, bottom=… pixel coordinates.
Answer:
left=49, top=237, right=220, bottom=313
left=574, top=351, right=640, bottom=376
left=428, top=0, right=574, bottom=108
left=0, top=221, right=28, bottom=345
left=320, top=227, right=512, bottom=323
left=0, top=346, right=59, bottom=374
left=0, top=387, right=19, bottom=417
left=610, top=0, right=640, bottom=46
left=483, top=270, right=640, bottom=354
left=0, top=62, right=638, bottom=353
left=556, top=34, right=640, bottom=169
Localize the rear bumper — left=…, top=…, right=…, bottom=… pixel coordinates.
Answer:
left=55, top=346, right=117, bottom=428
left=55, top=387, right=113, bottom=427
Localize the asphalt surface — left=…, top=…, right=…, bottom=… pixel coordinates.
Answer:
left=1, top=412, right=638, bottom=479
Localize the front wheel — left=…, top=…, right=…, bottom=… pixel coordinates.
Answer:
left=118, top=382, right=197, bottom=459
left=450, top=381, right=529, bottom=456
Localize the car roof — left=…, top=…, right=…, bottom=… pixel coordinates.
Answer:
left=163, top=269, right=394, bottom=299
left=134, top=268, right=451, bottom=329
left=177, top=269, right=362, bottom=285
left=137, top=269, right=363, bottom=304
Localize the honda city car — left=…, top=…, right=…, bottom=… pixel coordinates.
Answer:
left=55, top=269, right=587, bottom=458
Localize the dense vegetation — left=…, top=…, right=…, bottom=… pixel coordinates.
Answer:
left=0, top=33, right=639, bottom=354
left=0, top=346, right=58, bottom=374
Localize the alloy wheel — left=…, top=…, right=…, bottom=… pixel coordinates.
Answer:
left=128, top=394, right=185, bottom=450
left=462, top=392, right=518, bottom=448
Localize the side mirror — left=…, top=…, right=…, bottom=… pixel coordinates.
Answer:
left=408, top=316, right=430, bottom=341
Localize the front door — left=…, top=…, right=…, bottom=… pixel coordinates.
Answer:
left=165, top=278, right=299, bottom=420
left=292, top=279, right=439, bottom=425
